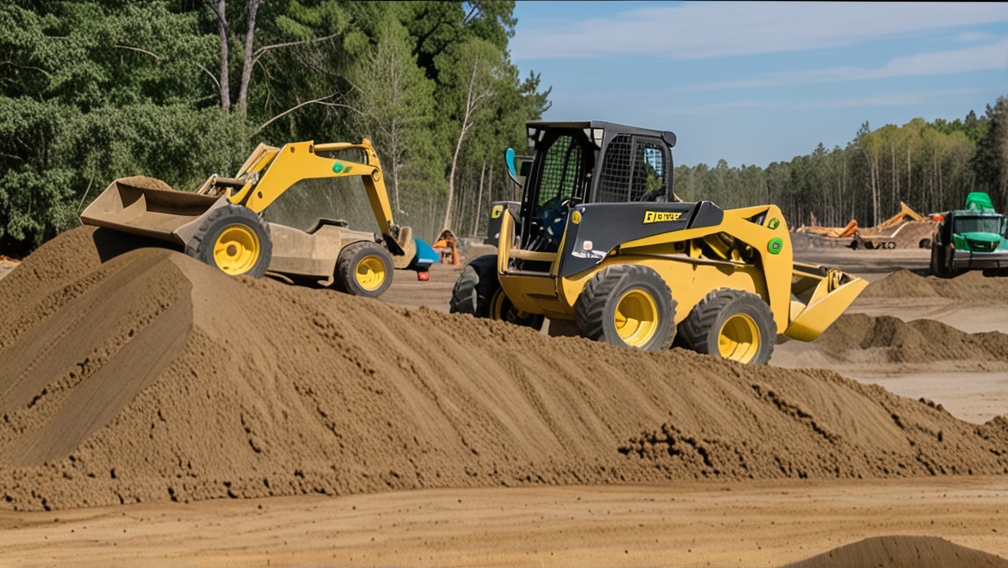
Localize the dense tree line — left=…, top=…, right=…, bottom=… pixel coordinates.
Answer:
left=0, top=0, right=549, bottom=255
left=674, top=99, right=1008, bottom=229
left=1, top=0, right=1005, bottom=255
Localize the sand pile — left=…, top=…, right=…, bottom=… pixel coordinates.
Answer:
left=2, top=227, right=1008, bottom=512
left=861, top=269, right=1008, bottom=302
left=784, top=535, right=1008, bottom=568
left=794, top=313, right=1008, bottom=367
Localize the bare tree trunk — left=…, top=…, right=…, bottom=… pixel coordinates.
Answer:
left=455, top=179, right=463, bottom=232
left=488, top=162, right=494, bottom=215
left=211, top=0, right=231, bottom=110
left=863, top=150, right=880, bottom=226
left=390, top=118, right=401, bottom=214
left=938, top=154, right=944, bottom=206
left=907, top=146, right=912, bottom=207
left=891, top=143, right=898, bottom=205
left=443, top=57, right=492, bottom=231
left=472, top=157, right=486, bottom=236
left=389, top=45, right=402, bottom=215
left=237, top=0, right=261, bottom=118
left=842, top=152, right=847, bottom=221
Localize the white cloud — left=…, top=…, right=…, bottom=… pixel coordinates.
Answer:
left=660, top=87, right=998, bottom=115
left=868, top=39, right=1008, bottom=77
left=959, top=31, right=996, bottom=42
left=672, top=40, right=1008, bottom=92
left=513, top=2, right=1008, bottom=60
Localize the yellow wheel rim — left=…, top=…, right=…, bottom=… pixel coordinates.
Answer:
left=489, top=289, right=507, bottom=320
left=355, top=255, right=387, bottom=291
left=613, top=289, right=658, bottom=346
left=718, top=313, right=761, bottom=363
left=213, top=225, right=260, bottom=275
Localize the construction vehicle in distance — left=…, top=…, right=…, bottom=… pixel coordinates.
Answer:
left=450, top=120, right=868, bottom=364
left=81, top=139, right=417, bottom=298
left=930, top=192, right=1008, bottom=277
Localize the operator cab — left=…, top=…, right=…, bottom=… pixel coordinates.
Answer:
left=515, top=121, right=678, bottom=254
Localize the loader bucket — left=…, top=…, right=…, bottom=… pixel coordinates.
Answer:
left=784, top=265, right=869, bottom=342
left=80, top=176, right=225, bottom=246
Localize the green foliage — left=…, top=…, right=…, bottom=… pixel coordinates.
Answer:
left=972, top=97, right=1008, bottom=206
left=349, top=11, right=441, bottom=236
left=0, top=0, right=549, bottom=252
left=677, top=109, right=1001, bottom=230
left=0, top=96, right=246, bottom=255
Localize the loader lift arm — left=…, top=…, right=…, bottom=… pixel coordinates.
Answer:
left=80, top=137, right=417, bottom=297
left=195, top=139, right=406, bottom=255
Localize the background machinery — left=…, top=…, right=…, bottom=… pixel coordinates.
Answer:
left=451, top=121, right=867, bottom=364
left=81, top=139, right=417, bottom=298
left=930, top=192, right=1008, bottom=278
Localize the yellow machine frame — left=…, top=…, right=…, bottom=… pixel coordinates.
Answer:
left=80, top=138, right=415, bottom=290
left=493, top=204, right=867, bottom=342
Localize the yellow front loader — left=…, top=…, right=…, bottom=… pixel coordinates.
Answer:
left=451, top=121, right=867, bottom=364
left=81, top=139, right=416, bottom=298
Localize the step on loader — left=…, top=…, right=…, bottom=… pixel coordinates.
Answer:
left=450, top=121, right=868, bottom=364
left=80, top=139, right=417, bottom=298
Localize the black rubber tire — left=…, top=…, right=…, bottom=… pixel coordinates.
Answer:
left=450, top=255, right=544, bottom=329
left=450, top=254, right=497, bottom=316
left=574, top=264, right=676, bottom=351
left=679, top=289, right=776, bottom=364
left=929, top=244, right=957, bottom=278
left=919, top=238, right=932, bottom=249
left=336, top=241, right=394, bottom=298
left=185, top=204, right=272, bottom=278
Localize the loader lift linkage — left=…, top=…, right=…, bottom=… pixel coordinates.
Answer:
left=81, top=139, right=418, bottom=298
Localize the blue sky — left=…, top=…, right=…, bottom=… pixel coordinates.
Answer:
left=511, top=2, right=1008, bottom=168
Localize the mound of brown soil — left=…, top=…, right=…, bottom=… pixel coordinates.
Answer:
left=861, top=269, right=1008, bottom=301
left=783, top=535, right=1008, bottom=568
left=807, top=313, right=1008, bottom=365
left=860, top=269, right=940, bottom=299
left=2, top=227, right=1008, bottom=512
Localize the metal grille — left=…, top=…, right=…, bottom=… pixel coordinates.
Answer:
left=631, top=141, right=665, bottom=201
left=597, top=136, right=666, bottom=202
left=596, top=134, right=632, bottom=203
left=537, top=135, right=581, bottom=209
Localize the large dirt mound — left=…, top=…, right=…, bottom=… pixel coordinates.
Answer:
left=861, top=268, right=1008, bottom=301
left=783, top=535, right=1008, bottom=568
left=2, top=227, right=1008, bottom=512
left=799, top=313, right=1008, bottom=366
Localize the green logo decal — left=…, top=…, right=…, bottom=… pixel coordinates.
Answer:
left=767, top=237, right=783, bottom=255
left=768, top=217, right=780, bottom=230
left=344, top=165, right=353, bottom=173
left=332, top=162, right=344, bottom=173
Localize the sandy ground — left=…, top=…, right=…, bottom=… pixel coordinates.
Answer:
left=3, top=240, right=1008, bottom=567
left=3, top=479, right=1006, bottom=567
left=777, top=247, right=1008, bottom=426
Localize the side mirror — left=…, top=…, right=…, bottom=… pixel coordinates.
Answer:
left=505, top=148, right=522, bottom=188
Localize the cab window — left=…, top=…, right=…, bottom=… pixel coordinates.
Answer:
left=596, top=135, right=668, bottom=202
left=536, top=133, right=584, bottom=213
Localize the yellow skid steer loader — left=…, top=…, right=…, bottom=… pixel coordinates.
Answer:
left=81, top=139, right=416, bottom=298
left=451, top=121, right=867, bottom=364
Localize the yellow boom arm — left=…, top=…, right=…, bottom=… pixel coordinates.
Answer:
left=205, top=139, right=399, bottom=249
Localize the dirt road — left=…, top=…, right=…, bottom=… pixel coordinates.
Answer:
left=3, top=479, right=1006, bottom=567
